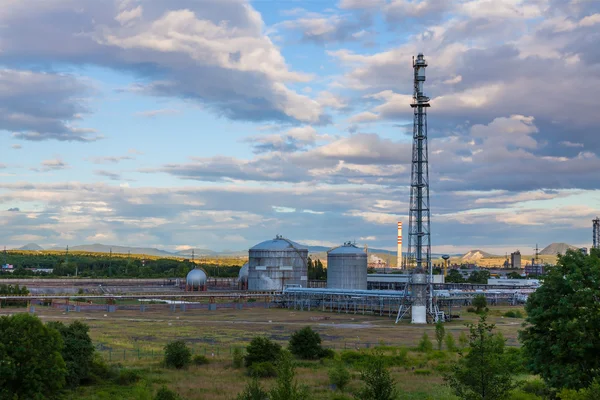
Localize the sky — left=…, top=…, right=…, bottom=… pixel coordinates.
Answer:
left=1, top=0, right=600, bottom=255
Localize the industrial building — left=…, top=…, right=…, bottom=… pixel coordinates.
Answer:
left=247, top=235, right=308, bottom=291
left=511, top=251, right=521, bottom=269
left=327, top=242, right=367, bottom=290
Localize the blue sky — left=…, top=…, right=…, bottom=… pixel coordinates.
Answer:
left=1, top=0, right=600, bottom=254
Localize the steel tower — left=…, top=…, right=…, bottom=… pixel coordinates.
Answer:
left=396, top=53, right=436, bottom=324
left=593, top=217, right=600, bottom=250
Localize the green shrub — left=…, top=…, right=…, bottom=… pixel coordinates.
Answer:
left=328, top=362, right=351, bottom=391
left=154, top=386, right=182, bottom=400
left=445, top=333, right=458, bottom=352
left=503, top=346, right=527, bottom=374
left=355, top=350, right=397, bottom=400
left=164, top=340, right=192, bottom=369
left=248, top=361, right=277, bottom=378
left=269, top=351, right=310, bottom=400
left=245, top=337, right=282, bottom=367
left=233, top=347, right=244, bottom=368
left=192, top=355, right=209, bottom=366
left=329, top=395, right=353, bottom=400
left=520, top=379, right=552, bottom=397
left=467, top=307, right=477, bottom=313
left=417, top=332, right=433, bottom=353
left=47, top=320, right=95, bottom=388
left=116, top=368, right=142, bottom=385
left=320, top=348, right=336, bottom=359
left=414, top=369, right=432, bottom=375
left=87, top=353, right=116, bottom=383
left=288, top=326, right=324, bottom=360
left=509, top=391, right=543, bottom=400
left=236, top=377, right=269, bottom=400
left=504, top=311, right=524, bottom=318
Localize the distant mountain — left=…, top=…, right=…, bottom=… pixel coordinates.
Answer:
left=539, top=242, right=577, bottom=255
left=175, top=248, right=218, bottom=257
left=18, top=243, right=43, bottom=251
left=461, top=249, right=496, bottom=261
left=54, top=244, right=173, bottom=257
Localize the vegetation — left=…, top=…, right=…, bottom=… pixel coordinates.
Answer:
left=236, top=377, right=269, bottom=400
left=192, top=354, right=210, bottom=365
left=0, top=283, right=29, bottom=306
left=233, top=347, right=244, bottom=368
left=248, top=362, right=278, bottom=378
left=269, top=352, right=310, bottom=400
left=154, top=386, right=183, bottom=400
left=503, top=310, right=523, bottom=318
left=354, top=350, right=398, bottom=400
left=164, top=340, right=192, bottom=369
left=245, top=337, right=282, bottom=367
left=444, top=314, right=516, bottom=400
left=473, top=295, right=488, bottom=314
left=445, top=333, right=457, bottom=352
left=520, top=249, right=600, bottom=390
left=307, top=257, right=326, bottom=280
left=328, top=362, right=351, bottom=391
left=435, top=321, right=446, bottom=350
left=289, top=326, right=325, bottom=360
left=47, top=320, right=95, bottom=388
left=417, top=332, right=433, bottom=353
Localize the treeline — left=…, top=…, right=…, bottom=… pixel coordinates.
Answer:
left=2, top=252, right=241, bottom=278
left=307, top=257, right=326, bottom=280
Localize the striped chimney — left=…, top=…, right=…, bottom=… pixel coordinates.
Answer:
left=397, top=221, right=403, bottom=268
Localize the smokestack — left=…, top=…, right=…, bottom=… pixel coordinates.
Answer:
left=397, top=221, right=403, bottom=268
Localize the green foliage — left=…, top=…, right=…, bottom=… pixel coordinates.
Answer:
left=307, top=257, right=326, bottom=280
left=444, top=314, right=516, bottom=400
left=0, top=313, right=67, bottom=400
left=503, top=347, right=527, bottom=375
left=248, top=362, right=278, bottom=378
left=446, top=269, right=465, bottom=283
left=507, top=272, right=524, bottom=279
left=557, top=379, right=600, bottom=400
left=269, top=351, right=310, bottom=400
left=88, top=353, right=116, bottom=384
left=435, top=322, right=446, bottom=351
left=47, top=320, right=95, bottom=388
left=245, top=337, right=282, bottom=367
left=520, top=249, right=600, bottom=390
left=0, top=283, right=29, bottom=306
left=458, top=332, right=469, bottom=349
left=354, top=350, right=398, bottom=400
left=445, top=333, right=457, bottom=352
left=192, top=354, right=209, bottom=366
left=154, top=386, right=183, bottom=400
left=503, top=311, right=523, bottom=318
left=116, top=368, right=142, bottom=385
left=417, top=332, right=433, bottom=353
left=472, top=295, right=488, bottom=314
left=519, top=379, right=553, bottom=398
left=508, top=391, right=543, bottom=400
left=236, top=377, right=269, bottom=400
left=289, top=326, right=324, bottom=360
left=164, top=340, right=192, bottom=369
left=320, top=348, right=336, bottom=359
left=414, top=369, right=432, bottom=375
left=233, top=347, right=245, bottom=368
left=328, top=362, right=351, bottom=391
left=468, top=270, right=491, bottom=284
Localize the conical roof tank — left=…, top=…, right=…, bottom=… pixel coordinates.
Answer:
left=327, top=242, right=367, bottom=290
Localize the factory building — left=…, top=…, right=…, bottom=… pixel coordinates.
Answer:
left=510, top=251, right=521, bottom=269
left=327, top=242, right=367, bottom=290
left=248, top=235, right=308, bottom=291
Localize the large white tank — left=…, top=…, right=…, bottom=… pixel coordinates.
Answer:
left=327, top=242, right=367, bottom=290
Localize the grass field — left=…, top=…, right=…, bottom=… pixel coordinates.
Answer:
left=1, top=304, right=529, bottom=400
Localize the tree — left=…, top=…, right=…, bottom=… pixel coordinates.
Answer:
left=0, top=313, right=67, bottom=399
left=458, top=332, right=469, bottom=349
left=472, top=295, right=488, bottom=314
left=435, top=321, right=446, bottom=351
left=417, top=332, right=433, bottom=353
left=468, top=270, right=491, bottom=284
left=444, top=314, right=515, bottom=400
left=329, top=362, right=351, bottom=391
left=233, top=347, right=244, bottom=368
left=245, top=336, right=282, bottom=367
left=289, top=326, right=324, bottom=360
left=520, top=249, right=600, bottom=390
left=164, top=340, right=192, bottom=369
left=47, top=320, right=95, bottom=388
left=354, top=350, right=397, bottom=400
left=155, top=386, right=183, bottom=400
left=236, top=377, right=269, bottom=400
left=445, top=332, right=458, bottom=352
left=506, top=272, right=524, bottom=279
left=446, top=269, right=465, bottom=283
left=269, top=351, right=310, bottom=400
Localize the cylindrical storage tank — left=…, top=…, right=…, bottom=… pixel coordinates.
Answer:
left=186, top=268, right=207, bottom=291
left=248, top=235, right=308, bottom=291
left=327, top=242, right=367, bottom=290
left=238, top=262, right=249, bottom=290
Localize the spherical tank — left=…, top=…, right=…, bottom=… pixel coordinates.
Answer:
left=248, top=235, right=308, bottom=291
left=186, top=268, right=207, bottom=291
left=238, top=262, right=249, bottom=290
left=327, top=242, right=367, bottom=290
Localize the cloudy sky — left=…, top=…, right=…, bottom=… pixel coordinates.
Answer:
left=1, top=0, right=599, bottom=254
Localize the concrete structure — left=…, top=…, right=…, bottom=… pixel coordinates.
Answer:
left=186, top=268, right=207, bottom=291
left=487, top=278, right=540, bottom=288
left=327, top=242, right=367, bottom=290
left=248, top=235, right=308, bottom=291
left=525, top=263, right=545, bottom=276
left=510, top=251, right=522, bottom=269
left=397, top=221, right=403, bottom=269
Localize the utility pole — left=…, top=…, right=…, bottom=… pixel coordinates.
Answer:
left=109, top=248, right=112, bottom=277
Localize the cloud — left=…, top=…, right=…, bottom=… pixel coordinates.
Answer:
left=11, top=144, right=22, bottom=149
left=32, top=158, right=70, bottom=172
left=0, top=1, right=328, bottom=125
left=0, top=69, right=98, bottom=142
left=89, top=155, right=135, bottom=164
left=94, top=170, right=122, bottom=181
left=134, top=109, right=181, bottom=118
left=7, top=207, right=20, bottom=212
left=243, top=126, right=332, bottom=154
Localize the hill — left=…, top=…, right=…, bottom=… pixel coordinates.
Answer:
left=539, top=242, right=577, bottom=255
left=18, top=243, right=44, bottom=251
left=50, top=244, right=174, bottom=257
left=461, top=249, right=496, bottom=261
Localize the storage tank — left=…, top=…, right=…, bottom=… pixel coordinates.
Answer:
left=238, top=262, right=249, bottom=290
left=327, top=242, right=367, bottom=290
left=186, top=267, right=207, bottom=291
left=248, top=235, right=308, bottom=291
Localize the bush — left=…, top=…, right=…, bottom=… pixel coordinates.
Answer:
left=155, top=386, right=182, bottom=400
left=414, top=369, right=432, bottom=375
left=520, top=379, right=552, bottom=398
left=236, top=377, right=269, bottom=400
left=192, top=355, right=209, bottom=366
left=417, top=332, right=433, bottom=353
left=245, top=337, right=282, bottom=367
left=248, top=362, right=278, bottom=378
left=87, top=353, right=116, bottom=383
left=320, top=348, right=336, bottom=359
left=503, top=347, right=527, bottom=375
left=504, top=310, right=524, bottom=318
left=47, top=320, right=95, bottom=388
left=233, top=347, right=244, bottom=368
left=445, top=333, right=458, bottom=352
left=467, top=307, right=477, bottom=313
left=473, top=295, right=488, bottom=314
left=164, top=340, right=192, bottom=369
left=289, top=326, right=324, bottom=360
left=116, top=368, right=142, bottom=385
left=328, top=363, right=351, bottom=391
left=355, top=350, right=397, bottom=400
left=269, top=351, right=310, bottom=400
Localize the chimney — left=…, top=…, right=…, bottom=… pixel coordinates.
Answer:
left=397, top=221, right=403, bottom=268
